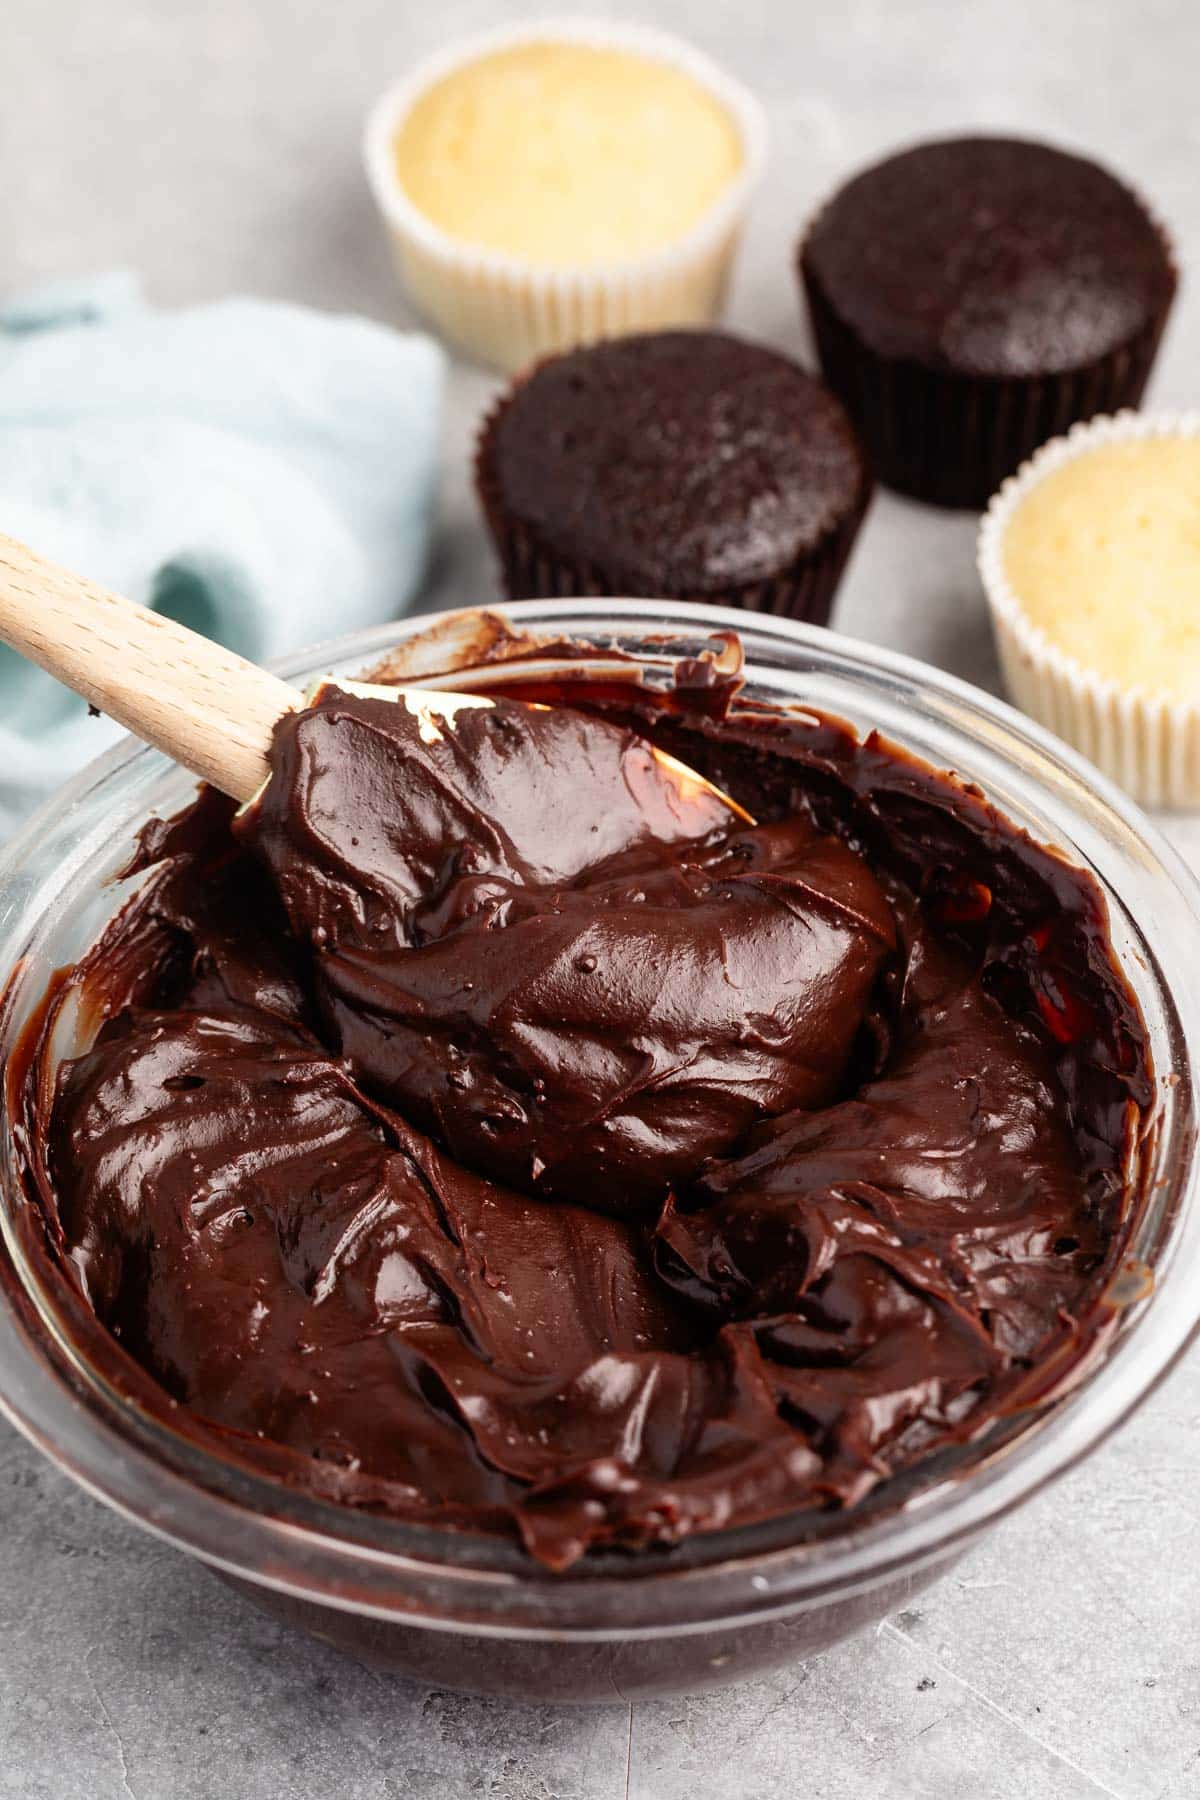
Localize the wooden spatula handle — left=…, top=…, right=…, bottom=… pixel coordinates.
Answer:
left=0, top=533, right=298, bottom=803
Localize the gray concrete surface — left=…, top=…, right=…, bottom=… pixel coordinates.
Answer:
left=4, top=0, right=1200, bottom=1793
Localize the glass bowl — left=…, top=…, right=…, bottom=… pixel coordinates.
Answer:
left=1, top=599, right=1198, bottom=1703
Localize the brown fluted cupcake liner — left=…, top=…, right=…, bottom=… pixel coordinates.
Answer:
left=799, top=213, right=1176, bottom=512
left=474, top=391, right=872, bottom=627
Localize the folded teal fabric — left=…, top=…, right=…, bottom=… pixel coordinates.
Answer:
left=0, top=274, right=445, bottom=831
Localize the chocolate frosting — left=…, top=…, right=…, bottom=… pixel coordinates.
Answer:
left=13, top=664, right=1152, bottom=1570
left=801, top=136, right=1176, bottom=377
left=244, top=690, right=895, bottom=1215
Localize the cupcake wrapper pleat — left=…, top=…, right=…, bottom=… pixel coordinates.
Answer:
left=392, top=225, right=744, bottom=374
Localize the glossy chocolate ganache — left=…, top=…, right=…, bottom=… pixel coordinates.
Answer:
left=11, top=626, right=1152, bottom=1570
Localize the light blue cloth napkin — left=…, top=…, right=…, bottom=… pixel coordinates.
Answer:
left=0, top=273, right=445, bottom=832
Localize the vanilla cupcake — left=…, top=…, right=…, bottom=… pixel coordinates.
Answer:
left=363, top=21, right=766, bottom=371
left=979, top=413, right=1200, bottom=807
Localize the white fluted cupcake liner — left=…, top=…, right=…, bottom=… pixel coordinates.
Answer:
left=362, top=19, right=767, bottom=373
left=978, top=410, right=1200, bottom=810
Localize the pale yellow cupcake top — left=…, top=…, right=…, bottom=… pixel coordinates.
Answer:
left=1002, top=436, right=1200, bottom=704
left=391, top=42, right=743, bottom=268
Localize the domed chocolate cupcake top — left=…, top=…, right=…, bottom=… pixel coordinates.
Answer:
left=801, top=136, right=1175, bottom=379
left=480, top=330, right=868, bottom=594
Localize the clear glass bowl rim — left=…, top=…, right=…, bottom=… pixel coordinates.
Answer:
left=1, top=595, right=1198, bottom=1643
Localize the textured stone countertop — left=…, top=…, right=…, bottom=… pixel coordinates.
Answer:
left=3, top=0, right=1200, bottom=1794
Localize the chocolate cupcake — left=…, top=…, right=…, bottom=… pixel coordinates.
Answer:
left=799, top=136, right=1177, bottom=508
left=475, top=329, right=871, bottom=623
